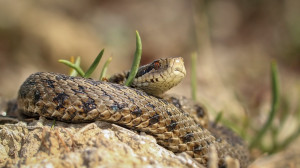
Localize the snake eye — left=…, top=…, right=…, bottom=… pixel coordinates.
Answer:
left=153, top=61, right=160, bottom=70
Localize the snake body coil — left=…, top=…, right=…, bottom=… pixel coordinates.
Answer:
left=17, top=58, right=249, bottom=167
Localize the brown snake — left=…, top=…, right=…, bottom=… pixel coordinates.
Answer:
left=17, top=57, right=249, bottom=167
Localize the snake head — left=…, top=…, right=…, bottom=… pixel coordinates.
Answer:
left=132, top=57, right=186, bottom=96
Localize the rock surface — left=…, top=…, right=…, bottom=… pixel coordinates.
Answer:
left=0, top=117, right=202, bottom=168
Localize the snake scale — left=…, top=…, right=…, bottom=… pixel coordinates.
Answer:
left=17, top=57, right=249, bottom=167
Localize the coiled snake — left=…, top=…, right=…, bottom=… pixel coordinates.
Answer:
left=17, top=57, right=249, bottom=167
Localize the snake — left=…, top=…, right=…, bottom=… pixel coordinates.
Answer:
left=17, top=57, right=249, bottom=167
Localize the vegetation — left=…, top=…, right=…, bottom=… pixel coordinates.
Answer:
left=59, top=31, right=142, bottom=85
left=190, top=57, right=300, bottom=153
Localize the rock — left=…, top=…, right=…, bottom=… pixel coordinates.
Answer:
left=0, top=117, right=202, bottom=168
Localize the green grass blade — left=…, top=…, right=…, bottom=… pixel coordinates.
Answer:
left=125, top=31, right=142, bottom=86
left=250, top=61, right=280, bottom=148
left=240, top=117, right=250, bottom=140
left=51, top=120, right=56, bottom=129
left=276, top=98, right=300, bottom=152
left=58, top=59, right=85, bottom=77
left=221, top=118, right=241, bottom=135
left=297, top=97, right=300, bottom=121
left=70, top=57, right=81, bottom=76
left=191, top=52, right=197, bottom=101
left=277, top=126, right=300, bottom=152
left=99, top=56, right=113, bottom=80
left=84, top=49, right=105, bottom=78
left=214, top=111, right=223, bottom=124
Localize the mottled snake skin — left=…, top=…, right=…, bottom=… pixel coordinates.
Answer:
left=17, top=58, right=249, bottom=167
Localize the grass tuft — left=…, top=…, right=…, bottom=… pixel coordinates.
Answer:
left=70, top=57, right=81, bottom=77
left=59, top=31, right=143, bottom=85
left=99, top=56, right=113, bottom=80
left=125, top=31, right=142, bottom=86
left=59, top=58, right=85, bottom=77
left=250, top=61, right=280, bottom=148
left=84, top=49, right=104, bottom=78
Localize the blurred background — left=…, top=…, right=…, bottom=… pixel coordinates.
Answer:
left=0, top=0, right=299, bottom=164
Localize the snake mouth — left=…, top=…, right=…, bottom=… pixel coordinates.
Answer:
left=172, top=57, right=186, bottom=76
left=174, top=67, right=186, bottom=76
